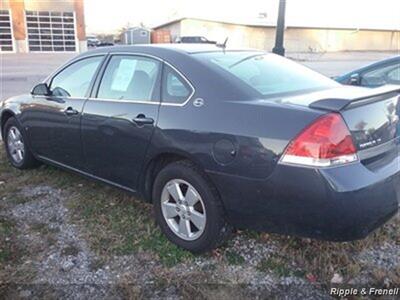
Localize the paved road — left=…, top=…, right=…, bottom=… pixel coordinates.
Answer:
left=1, top=51, right=398, bottom=101
left=1, top=53, right=74, bottom=101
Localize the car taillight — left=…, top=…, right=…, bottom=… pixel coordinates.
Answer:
left=280, top=113, right=358, bottom=167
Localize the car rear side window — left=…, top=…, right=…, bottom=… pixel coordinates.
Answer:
left=97, top=55, right=160, bottom=102
left=162, top=65, right=192, bottom=104
left=50, top=56, right=103, bottom=98
left=194, top=52, right=338, bottom=98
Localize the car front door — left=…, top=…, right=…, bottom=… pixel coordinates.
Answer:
left=24, top=55, right=105, bottom=169
left=81, top=54, right=161, bottom=190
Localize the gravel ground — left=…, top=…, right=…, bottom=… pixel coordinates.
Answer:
left=1, top=185, right=155, bottom=298
left=1, top=175, right=399, bottom=299
left=1, top=183, right=331, bottom=299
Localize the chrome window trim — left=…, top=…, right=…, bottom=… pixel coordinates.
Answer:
left=40, top=51, right=196, bottom=106
left=43, top=53, right=107, bottom=84
left=31, top=95, right=88, bottom=101
left=30, top=95, right=161, bottom=105
left=87, top=97, right=160, bottom=105
left=91, top=52, right=196, bottom=106
left=161, top=60, right=195, bottom=107
left=47, top=54, right=105, bottom=99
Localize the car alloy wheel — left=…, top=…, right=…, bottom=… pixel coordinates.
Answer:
left=7, top=126, right=25, bottom=164
left=160, top=179, right=206, bottom=241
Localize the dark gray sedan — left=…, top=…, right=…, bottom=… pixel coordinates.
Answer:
left=1, top=45, right=399, bottom=252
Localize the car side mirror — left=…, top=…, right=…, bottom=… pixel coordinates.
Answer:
left=349, top=73, right=360, bottom=85
left=31, top=83, right=51, bottom=96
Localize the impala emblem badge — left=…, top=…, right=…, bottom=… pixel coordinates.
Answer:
left=193, top=98, right=204, bottom=107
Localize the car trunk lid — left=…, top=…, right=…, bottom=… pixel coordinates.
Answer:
left=307, top=85, right=400, bottom=158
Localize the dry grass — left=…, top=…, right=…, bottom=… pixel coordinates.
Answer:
left=254, top=214, right=400, bottom=284
left=0, top=145, right=194, bottom=268
left=0, top=142, right=399, bottom=293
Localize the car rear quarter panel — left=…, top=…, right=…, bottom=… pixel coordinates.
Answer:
left=149, top=97, right=324, bottom=181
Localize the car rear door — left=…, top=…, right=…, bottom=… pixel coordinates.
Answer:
left=24, top=55, right=105, bottom=169
left=81, top=54, right=162, bottom=190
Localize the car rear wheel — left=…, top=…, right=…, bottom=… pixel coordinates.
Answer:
left=3, top=117, right=39, bottom=169
left=153, top=160, right=232, bottom=253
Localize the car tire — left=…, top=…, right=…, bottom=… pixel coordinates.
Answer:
left=3, top=117, right=40, bottom=169
left=153, top=160, right=232, bottom=253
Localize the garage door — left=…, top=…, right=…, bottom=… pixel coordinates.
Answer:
left=0, top=10, right=14, bottom=52
left=26, top=11, right=76, bottom=52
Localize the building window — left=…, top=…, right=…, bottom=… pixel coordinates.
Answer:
left=0, top=10, right=14, bottom=52
left=26, top=11, right=76, bottom=52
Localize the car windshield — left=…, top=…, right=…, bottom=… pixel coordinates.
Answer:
left=194, top=52, right=339, bottom=97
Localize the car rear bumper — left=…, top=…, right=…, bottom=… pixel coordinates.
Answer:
left=208, top=154, right=399, bottom=241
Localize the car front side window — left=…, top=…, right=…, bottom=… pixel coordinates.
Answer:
left=50, top=56, right=103, bottom=97
left=97, top=55, right=161, bottom=102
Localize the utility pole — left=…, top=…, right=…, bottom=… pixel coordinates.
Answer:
left=272, top=0, right=286, bottom=56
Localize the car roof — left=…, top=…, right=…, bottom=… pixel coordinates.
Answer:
left=69, top=44, right=264, bottom=101
left=80, top=43, right=259, bottom=56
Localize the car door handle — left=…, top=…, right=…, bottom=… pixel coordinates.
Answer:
left=64, top=107, right=79, bottom=116
left=132, top=114, right=154, bottom=126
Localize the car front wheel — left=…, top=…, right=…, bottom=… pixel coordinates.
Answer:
left=3, top=117, right=39, bottom=169
left=153, top=160, right=232, bottom=253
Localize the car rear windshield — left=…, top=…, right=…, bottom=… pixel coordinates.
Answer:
left=194, top=51, right=339, bottom=97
